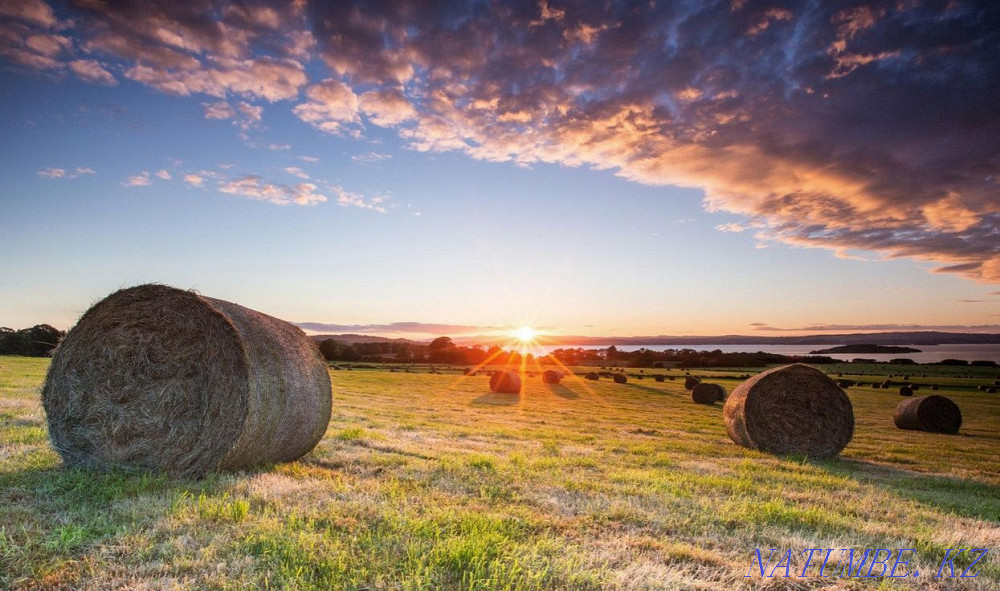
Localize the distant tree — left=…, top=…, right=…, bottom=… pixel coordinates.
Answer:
left=339, top=345, right=362, bottom=362
left=24, top=324, right=62, bottom=356
left=428, top=336, right=456, bottom=363
left=318, top=339, right=341, bottom=361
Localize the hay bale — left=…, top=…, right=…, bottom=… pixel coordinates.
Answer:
left=489, top=370, right=522, bottom=394
left=894, top=395, right=962, bottom=434
left=585, top=372, right=599, bottom=381
left=899, top=385, right=913, bottom=396
left=910, top=384, right=919, bottom=391
left=41, top=284, right=332, bottom=477
left=723, top=364, right=854, bottom=457
left=542, top=370, right=562, bottom=384
left=930, top=384, right=938, bottom=391
left=654, top=375, right=665, bottom=382
left=684, top=376, right=701, bottom=390
left=692, top=383, right=725, bottom=405
left=989, top=387, right=998, bottom=394
left=613, top=374, right=628, bottom=384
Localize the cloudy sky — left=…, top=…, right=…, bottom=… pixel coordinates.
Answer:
left=1, top=0, right=998, bottom=338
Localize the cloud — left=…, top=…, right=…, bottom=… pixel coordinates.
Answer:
left=351, top=151, right=391, bottom=163
left=155, top=169, right=172, bottom=180
left=5, top=1, right=999, bottom=283
left=38, top=166, right=96, bottom=179
left=202, top=100, right=235, bottom=120
left=283, top=166, right=309, bottom=179
left=122, top=171, right=151, bottom=187
left=330, top=185, right=387, bottom=213
left=298, top=1, right=1000, bottom=283
left=37, top=167, right=64, bottom=178
left=218, top=175, right=326, bottom=206
left=183, top=173, right=204, bottom=187
left=298, top=155, right=319, bottom=162
left=267, top=143, right=290, bottom=151
left=752, top=323, right=1000, bottom=333
left=295, top=321, right=496, bottom=335
left=68, top=59, right=116, bottom=85
left=293, top=78, right=359, bottom=134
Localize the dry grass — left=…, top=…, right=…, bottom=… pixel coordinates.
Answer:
left=1, top=356, right=999, bottom=589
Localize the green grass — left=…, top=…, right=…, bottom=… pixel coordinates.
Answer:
left=1, top=356, right=998, bottom=589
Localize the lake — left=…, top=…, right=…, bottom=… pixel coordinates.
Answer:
left=534, top=343, right=1000, bottom=364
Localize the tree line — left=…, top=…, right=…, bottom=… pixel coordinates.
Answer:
left=0, top=325, right=64, bottom=357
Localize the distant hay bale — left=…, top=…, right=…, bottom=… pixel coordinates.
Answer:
left=894, top=395, right=962, bottom=434
left=910, top=384, right=919, bottom=391
left=930, top=384, right=939, bottom=391
left=613, top=374, right=628, bottom=384
left=585, top=372, right=599, bottom=381
left=41, top=284, right=332, bottom=477
left=837, top=380, right=855, bottom=388
left=691, top=383, right=725, bottom=405
left=899, top=386, right=913, bottom=396
left=542, top=370, right=562, bottom=384
left=723, top=364, right=854, bottom=458
left=684, top=376, right=701, bottom=390
left=654, top=375, right=665, bottom=382
left=489, top=370, right=522, bottom=394
left=989, top=387, right=998, bottom=394
left=881, top=380, right=892, bottom=388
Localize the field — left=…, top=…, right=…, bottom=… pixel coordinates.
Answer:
left=1, top=356, right=999, bottom=590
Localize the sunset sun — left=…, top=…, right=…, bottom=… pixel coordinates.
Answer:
left=513, top=325, right=538, bottom=343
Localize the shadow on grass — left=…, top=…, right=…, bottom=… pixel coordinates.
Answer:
left=471, top=392, right=520, bottom=406
left=546, top=384, right=579, bottom=399
left=813, top=456, right=1000, bottom=523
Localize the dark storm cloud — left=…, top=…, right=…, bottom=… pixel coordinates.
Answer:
left=2, top=1, right=997, bottom=280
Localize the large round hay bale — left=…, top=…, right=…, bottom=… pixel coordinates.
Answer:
left=613, top=374, right=628, bottom=384
left=585, top=372, right=599, bottom=381
left=723, top=364, right=854, bottom=457
left=41, top=284, right=332, bottom=477
left=654, top=375, right=665, bottom=382
left=894, top=395, right=962, bottom=434
left=684, top=376, right=701, bottom=390
left=542, top=370, right=562, bottom=384
left=489, top=370, right=522, bottom=393
left=691, top=383, right=725, bottom=405
left=899, top=386, right=913, bottom=396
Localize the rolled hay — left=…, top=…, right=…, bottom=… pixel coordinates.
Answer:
left=585, top=372, right=599, bottom=381
left=42, top=284, right=332, bottom=477
left=930, top=384, right=939, bottom=391
left=684, top=376, right=701, bottom=390
left=613, top=374, right=628, bottom=384
left=723, top=364, right=854, bottom=458
left=899, top=385, right=913, bottom=396
left=989, top=387, right=998, bottom=394
left=654, top=375, right=665, bottom=382
left=894, top=395, right=962, bottom=434
left=542, top=370, right=562, bottom=384
left=910, top=384, right=920, bottom=391
left=692, top=383, right=726, bottom=405
left=489, top=370, right=522, bottom=394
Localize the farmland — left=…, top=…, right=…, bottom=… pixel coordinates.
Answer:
left=1, top=356, right=998, bottom=589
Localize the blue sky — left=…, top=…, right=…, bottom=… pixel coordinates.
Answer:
left=1, top=1, right=998, bottom=338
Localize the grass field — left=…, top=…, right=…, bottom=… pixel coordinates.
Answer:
left=1, top=356, right=998, bottom=589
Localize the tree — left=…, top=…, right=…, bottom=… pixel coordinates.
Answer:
left=318, top=339, right=341, bottom=361
left=428, top=336, right=456, bottom=363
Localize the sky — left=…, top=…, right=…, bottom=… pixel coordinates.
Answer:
left=1, top=0, right=999, bottom=340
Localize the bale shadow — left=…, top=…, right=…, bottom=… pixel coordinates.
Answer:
left=547, top=384, right=579, bottom=399
left=812, top=456, right=1000, bottom=523
left=471, top=392, right=520, bottom=406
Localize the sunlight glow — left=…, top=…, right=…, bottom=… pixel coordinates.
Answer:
left=514, top=325, right=538, bottom=343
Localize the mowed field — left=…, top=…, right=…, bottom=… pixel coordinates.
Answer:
left=1, top=356, right=999, bottom=590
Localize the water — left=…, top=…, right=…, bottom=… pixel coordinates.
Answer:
left=534, top=343, right=1000, bottom=364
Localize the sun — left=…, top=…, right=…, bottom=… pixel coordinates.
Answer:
left=513, top=325, right=538, bottom=343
